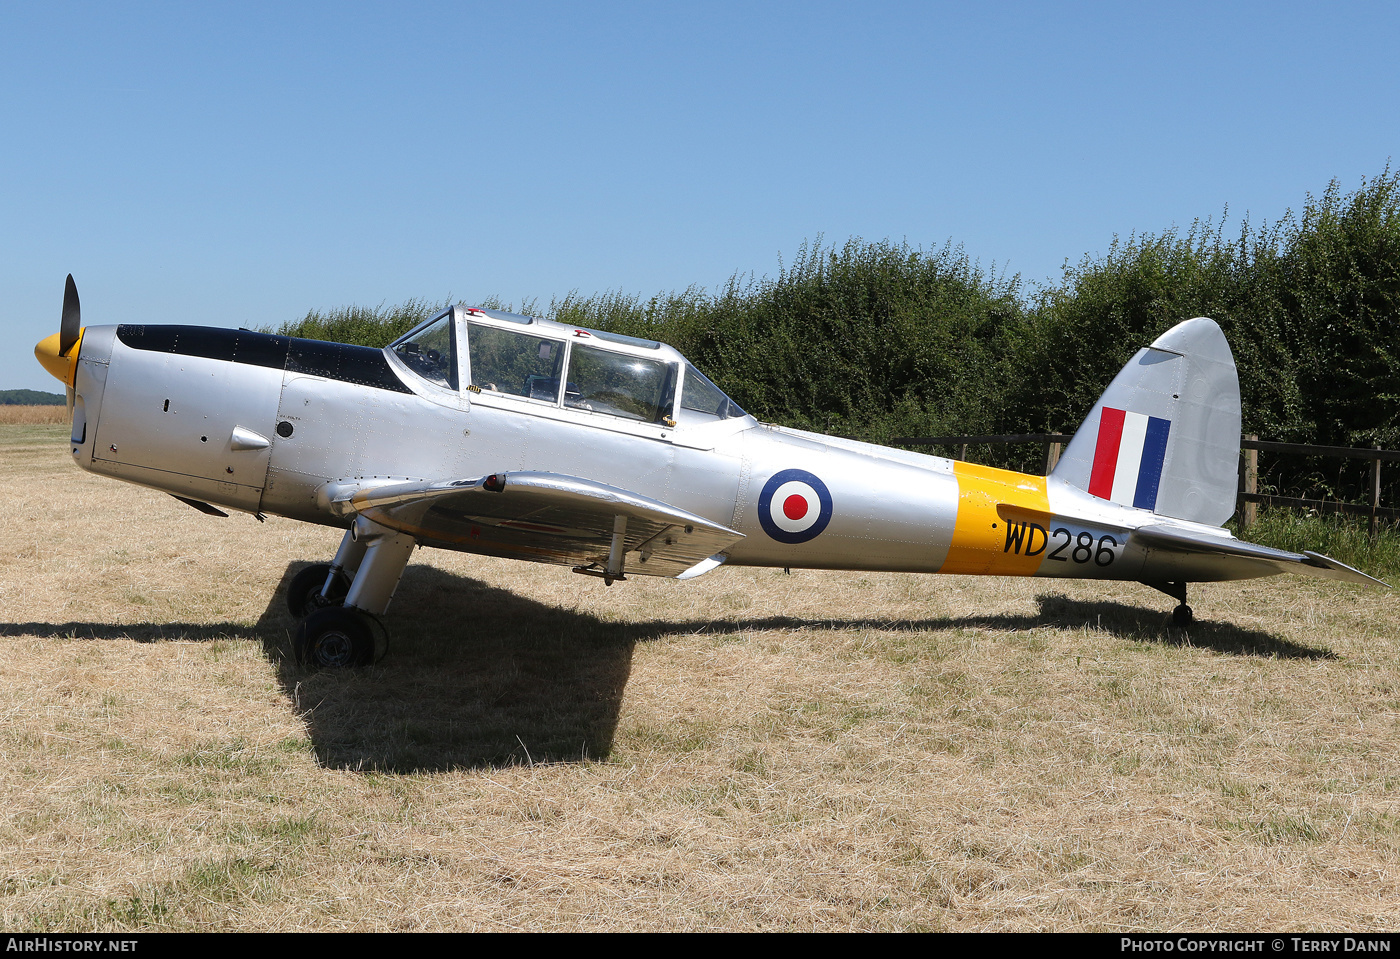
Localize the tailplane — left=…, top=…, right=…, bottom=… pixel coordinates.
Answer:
left=1051, top=317, right=1241, bottom=527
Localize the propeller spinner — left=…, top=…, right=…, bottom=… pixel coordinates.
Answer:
left=35, top=274, right=84, bottom=388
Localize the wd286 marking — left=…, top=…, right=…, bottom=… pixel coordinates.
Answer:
left=1003, top=521, right=1118, bottom=567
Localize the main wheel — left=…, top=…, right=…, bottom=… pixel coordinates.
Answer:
left=1172, top=604, right=1194, bottom=627
left=294, top=606, right=375, bottom=669
left=286, top=563, right=349, bottom=618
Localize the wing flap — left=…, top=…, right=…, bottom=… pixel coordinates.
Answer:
left=340, top=471, right=743, bottom=578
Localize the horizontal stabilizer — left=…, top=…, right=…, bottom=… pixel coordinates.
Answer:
left=1135, top=525, right=1389, bottom=588
left=333, top=471, right=744, bottom=578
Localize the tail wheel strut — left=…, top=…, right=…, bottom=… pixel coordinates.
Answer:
left=1143, top=580, right=1193, bottom=626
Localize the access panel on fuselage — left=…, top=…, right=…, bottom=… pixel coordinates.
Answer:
left=91, top=345, right=282, bottom=512
left=262, top=373, right=473, bottom=522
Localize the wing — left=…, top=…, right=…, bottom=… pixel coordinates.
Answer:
left=1134, top=525, right=1388, bottom=587
left=324, top=471, right=743, bottom=579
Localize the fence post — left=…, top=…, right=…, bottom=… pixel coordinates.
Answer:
left=1372, top=445, right=1382, bottom=536
left=1243, top=435, right=1258, bottom=530
left=1043, top=440, right=1061, bottom=475
left=958, top=443, right=967, bottom=462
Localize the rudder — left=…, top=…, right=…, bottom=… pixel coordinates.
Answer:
left=1051, top=317, right=1241, bottom=527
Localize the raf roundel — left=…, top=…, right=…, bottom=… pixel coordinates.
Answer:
left=757, top=468, right=833, bottom=544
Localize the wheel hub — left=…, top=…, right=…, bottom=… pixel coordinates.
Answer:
left=314, top=629, right=357, bottom=667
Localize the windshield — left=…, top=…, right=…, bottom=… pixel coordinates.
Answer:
left=390, top=311, right=458, bottom=391
left=677, top=364, right=746, bottom=423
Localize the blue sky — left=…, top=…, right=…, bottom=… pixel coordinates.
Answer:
left=4, top=1, right=1397, bottom=391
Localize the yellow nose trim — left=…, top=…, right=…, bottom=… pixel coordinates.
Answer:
left=35, top=329, right=84, bottom=388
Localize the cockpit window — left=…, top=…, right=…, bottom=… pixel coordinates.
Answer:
left=564, top=344, right=675, bottom=423
left=467, top=323, right=565, bottom=400
left=390, top=311, right=458, bottom=391
left=678, top=364, right=746, bottom=423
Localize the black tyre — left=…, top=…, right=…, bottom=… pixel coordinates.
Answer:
left=1172, top=604, right=1194, bottom=627
left=286, top=563, right=349, bottom=618
left=294, top=606, right=375, bottom=669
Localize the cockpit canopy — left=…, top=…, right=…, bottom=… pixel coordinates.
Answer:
left=388, top=307, right=747, bottom=426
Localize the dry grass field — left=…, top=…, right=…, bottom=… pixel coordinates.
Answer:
left=3, top=421, right=1400, bottom=931
left=0, top=404, right=68, bottom=425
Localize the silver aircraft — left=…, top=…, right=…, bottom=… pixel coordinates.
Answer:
left=35, top=276, right=1386, bottom=667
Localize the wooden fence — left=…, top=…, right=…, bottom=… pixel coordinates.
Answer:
left=1237, top=436, right=1397, bottom=531
left=893, top=433, right=1396, bottom=532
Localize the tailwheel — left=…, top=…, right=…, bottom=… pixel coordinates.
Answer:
left=294, top=606, right=376, bottom=669
left=1172, top=604, right=1194, bottom=627
left=286, top=563, right=350, bottom=618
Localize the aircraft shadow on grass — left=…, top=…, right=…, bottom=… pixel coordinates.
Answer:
left=3, top=562, right=1330, bottom=773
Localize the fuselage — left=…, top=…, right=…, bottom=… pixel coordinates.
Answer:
left=57, top=309, right=1265, bottom=587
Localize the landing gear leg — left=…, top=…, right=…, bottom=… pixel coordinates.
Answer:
left=1144, top=581, right=1192, bottom=627
left=340, top=519, right=416, bottom=617
left=285, top=530, right=364, bottom=617
left=294, top=519, right=415, bottom=669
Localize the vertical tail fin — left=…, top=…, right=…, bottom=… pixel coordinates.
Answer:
left=1051, top=317, right=1241, bottom=527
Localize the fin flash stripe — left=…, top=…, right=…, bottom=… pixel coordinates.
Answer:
left=1088, top=407, right=1171, bottom=510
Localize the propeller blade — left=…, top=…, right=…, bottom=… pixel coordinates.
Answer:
left=60, top=274, right=80, bottom=356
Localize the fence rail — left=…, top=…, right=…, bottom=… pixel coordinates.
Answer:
left=894, top=433, right=1393, bottom=532
left=893, top=434, right=1074, bottom=474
